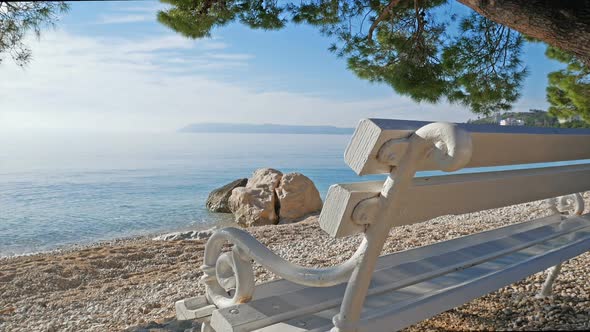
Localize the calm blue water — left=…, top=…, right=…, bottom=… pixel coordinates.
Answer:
left=1, top=131, right=587, bottom=256
left=0, top=132, right=387, bottom=256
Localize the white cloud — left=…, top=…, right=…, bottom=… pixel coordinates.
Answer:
left=94, top=1, right=170, bottom=25
left=115, top=2, right=170, bottom=14
left=205, top=53, right=255, bottom=61
left=96, top=14, right=154, bottom=24
left=0, top=30, right=475, bottom=133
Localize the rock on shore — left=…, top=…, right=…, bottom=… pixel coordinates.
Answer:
left=205, top=178, right=247, bottom=213
left=152, top=229, right=214, bottom=241
left=229, top=168, right=282, bottom=227
left=226, top=168, right=323, bottom=226
left=276, top=172, right=322, bottom=222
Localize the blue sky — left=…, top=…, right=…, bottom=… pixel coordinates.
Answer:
left=0, top=1, right=566, bottom=132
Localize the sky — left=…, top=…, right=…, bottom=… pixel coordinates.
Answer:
left=0, top=1, right=566, bottom=132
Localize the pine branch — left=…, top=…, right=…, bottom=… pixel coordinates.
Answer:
left=368, top=0, right=402, bottom=42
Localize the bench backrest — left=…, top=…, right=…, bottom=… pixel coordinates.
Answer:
left=320, top=119, right=590, bottom=237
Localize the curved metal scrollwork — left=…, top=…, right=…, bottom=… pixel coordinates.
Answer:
left=201, top=227, right=368, bottom=308
left=376, top=122, right=473, bottom=173
left=413, top=122, right=473, bottom=172
left=537, top=192, right=585, bottom=299
left=200, top=244, right=255, bottom=308
left=546, top=192, right=585, bottom=216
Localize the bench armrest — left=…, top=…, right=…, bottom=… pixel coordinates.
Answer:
left=200, top=227, right=368, bottom=308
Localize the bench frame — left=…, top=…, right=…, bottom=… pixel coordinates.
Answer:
left=183, top=120, right=590, bottom=332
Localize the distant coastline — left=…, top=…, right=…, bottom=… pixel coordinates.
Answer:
left=178, top=123, right=355, bottom=135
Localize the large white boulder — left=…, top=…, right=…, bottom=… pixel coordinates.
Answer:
left=276, top=172, right=323, bottom=222
left=228, top=168, right=282, bottom=227
left=247, top=168, right=283, bottom=190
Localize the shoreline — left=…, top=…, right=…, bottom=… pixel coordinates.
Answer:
left=1, top=198, right=590, bottom=331
left=0, top=235, right=152, bottom=260
left=0, top=215, right=234, bottom=259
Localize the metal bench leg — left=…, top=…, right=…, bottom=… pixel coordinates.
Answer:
left=536, top=193, right=583, bottom=298
left=200, top=320, right=214, bottom=332
left=537, top=263, right=563, bottom=298
left=331, top=212, right=392, bottom=332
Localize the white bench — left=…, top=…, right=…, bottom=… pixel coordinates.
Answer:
left=176, top=119, right=590, bottom=332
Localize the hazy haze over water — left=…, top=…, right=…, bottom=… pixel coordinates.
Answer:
left=0, top=131, right=381, bottom=256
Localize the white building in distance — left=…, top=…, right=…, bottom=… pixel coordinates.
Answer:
left=500, top=118, right=525, bottom=126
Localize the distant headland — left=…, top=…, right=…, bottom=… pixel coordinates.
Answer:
left=178, top=123, right=355, bottom=135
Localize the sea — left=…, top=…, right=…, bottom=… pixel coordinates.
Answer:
left=0, top=131, right=387, bottom=256
left=1, top=131, right=587, bottom=257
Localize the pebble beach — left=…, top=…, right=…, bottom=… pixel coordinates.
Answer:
left=1, top=197, right=590, bottom=332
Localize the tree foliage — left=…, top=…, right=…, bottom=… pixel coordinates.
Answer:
left=158, top=0, right=527, bottom=116
left=544, top=47, right=590, bottom=122
left=468, top=109, right=590, bottom=128
left=442, top=14, right=525, bottom=114
left=157, top=0, right=286, bottom=39
left=0, top=1, right=68, bottom=66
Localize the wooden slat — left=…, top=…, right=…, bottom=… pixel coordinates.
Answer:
left=345, top=118, right=590, bottom=175
left=210, top=214, right=589, bottom=332
left=320, top=163, right=590, bottom=237
left=256, top=216, right=590, bottom=332
left=319, top=182, right=382, bottom=238
left=401, top=163, right=590, bottom=226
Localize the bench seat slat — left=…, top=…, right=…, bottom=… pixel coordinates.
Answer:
left=357, top=222, right=590, bottom=331
left=346, top=119, right=590, bottom=175
left=211, top=214, right=590, bottom=332
left=254, top=215, right=590, bottom=332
